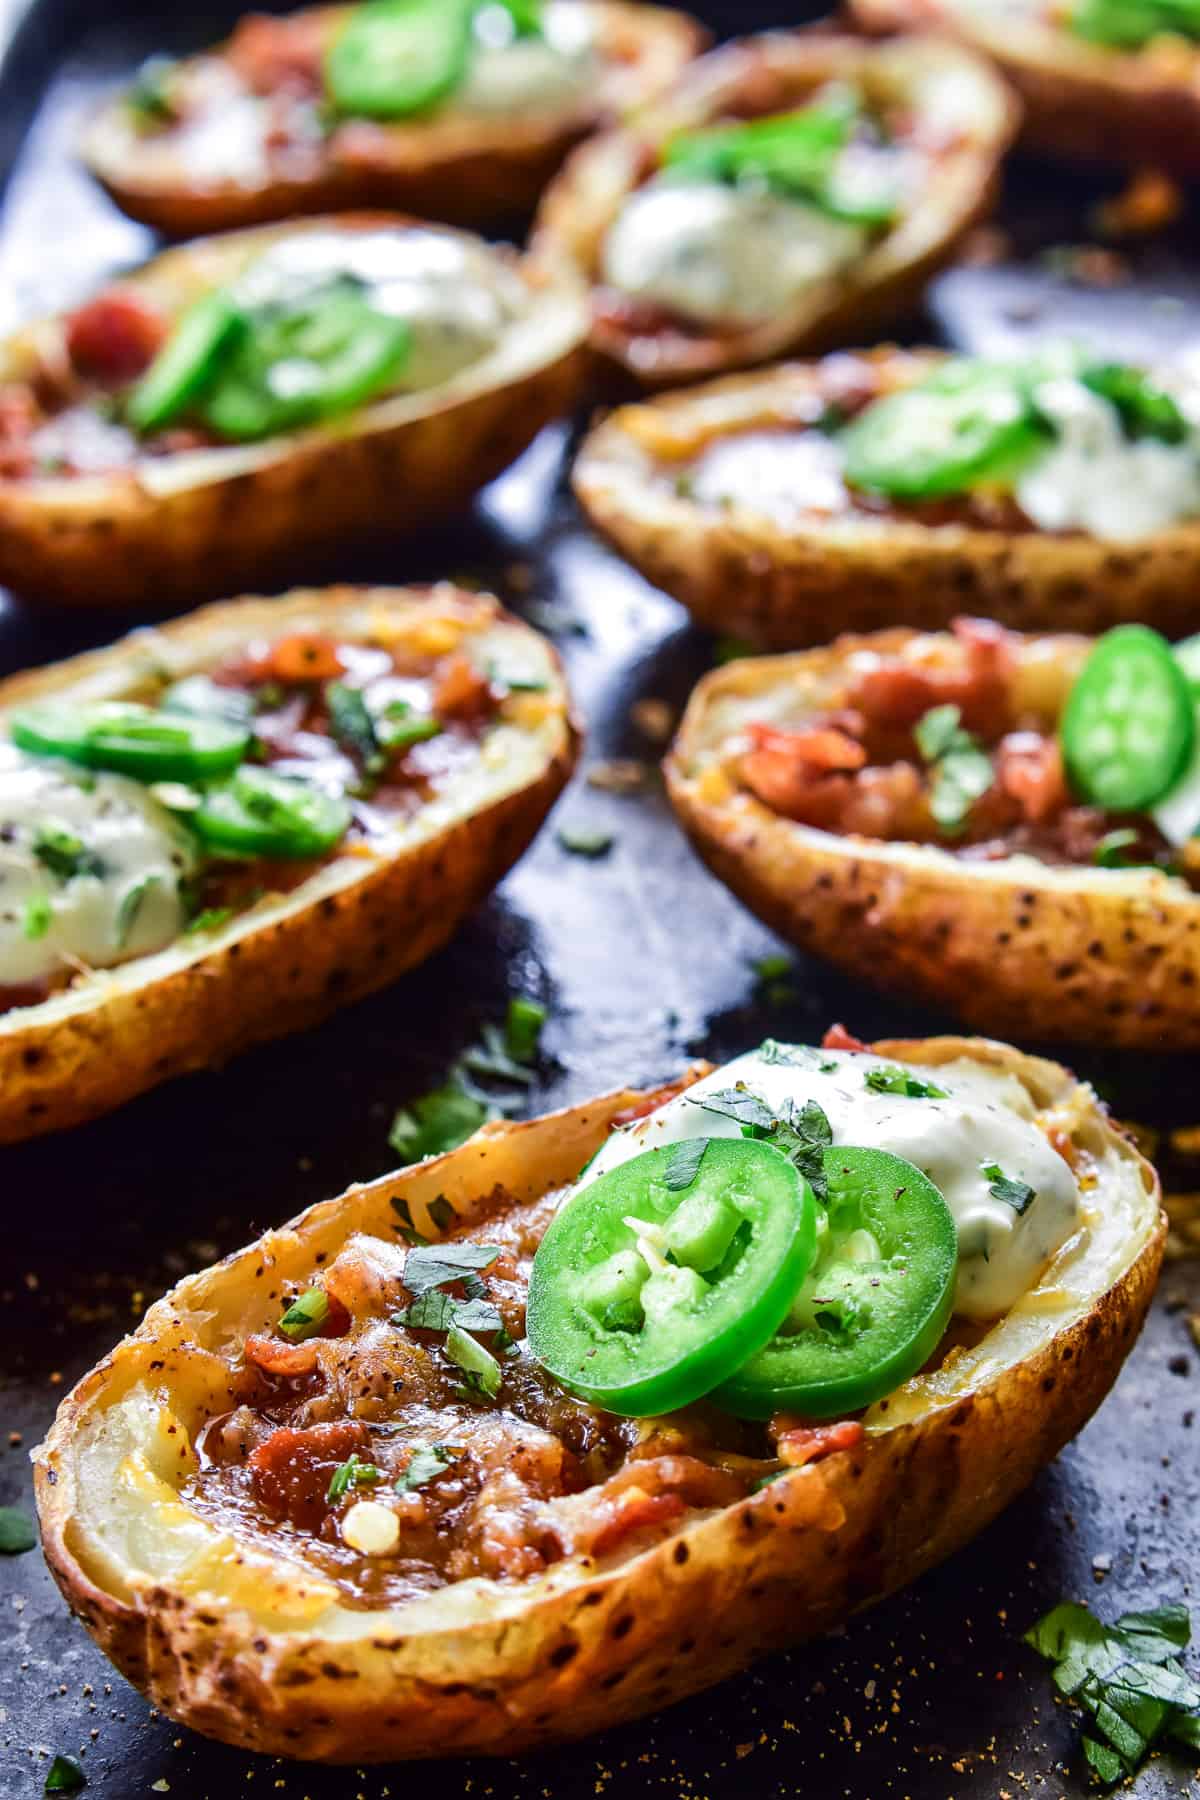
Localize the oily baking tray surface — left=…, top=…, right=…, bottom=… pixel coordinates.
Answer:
left=0, top=3, right=1198, bottom=1795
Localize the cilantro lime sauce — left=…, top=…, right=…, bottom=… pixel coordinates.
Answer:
left=0, top=751, right=194, bottom=987
left=601, top=182, right=868, bottom=329
left=581, top=1044, right=1080, bottom=1320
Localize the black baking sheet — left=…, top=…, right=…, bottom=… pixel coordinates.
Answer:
left=1, top=4, right=1199, bottom=1796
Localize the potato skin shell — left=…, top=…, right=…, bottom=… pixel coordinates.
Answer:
left=0, top=215, right=587, bottom=608
left=533, top=33, right=1018, bottom=389
left=852, top=0, right=1200, bottom=176
left=666, top=628, right=1200, bottom=1049
left=0, top=585, right=579, bottom=1142
left=34, top=1045, right=1164, bottom=1759
left=83, top=3, right=708, bottom=237
left=574, top=350, right=1200, bottom=647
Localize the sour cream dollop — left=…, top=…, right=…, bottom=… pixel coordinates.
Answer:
left=581, top=1043, right=1080, bottom=1320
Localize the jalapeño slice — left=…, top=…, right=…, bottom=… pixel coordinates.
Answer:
left=1060, top=624, right=1195, bottom=812
left=840, top=361, right=1044, bottom=501
left=11, top=701, right=250, bottom=784
left=527, top=1138, right=816, bottom=1418
left=127, top=290, right=244, bottom=436
left=324, top=0, right=474, bottom=120
left=715, top=1147, right=957, bottom=1420
left=191, top=766, right=352, bottom=859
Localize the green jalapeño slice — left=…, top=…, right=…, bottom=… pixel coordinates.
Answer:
left=1060, top=624, right=1195, bottom=812
left=715, top=1147, right=957, bottom=1420
left=191, top=766, right=352, bottom=859
left=325, top=0, right=474, bottom=120
left=11, top=701, right=251, bottom=783
left=527, top=1138, right=816, bottom=1417
left=840, top=361, right=1044, bottom=501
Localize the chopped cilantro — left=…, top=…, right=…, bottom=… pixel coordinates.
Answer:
left=398, top=1444, right=461, bottom=1491
left=1093, top=828, right=1149, bottom=869
left=0, top=1507, right=37, bottom=1554
left=33, top=825, right=104, bottom=882
left=663, top=1138, right=709, bottom=1191
left=556, top=824, right=615, bottom=858
left=184, top=905, right=235, bottom=935
left=714, top=636, right=753, bottom=664
left=44, top=1755, right=86, bottom=1795
left=1024, top=1599, right=1200, bottom=1785
left=397, top=1289, right=503, bottom=1333
left=982, top=1162, right=1036, bottom=1214
left=401, top=1241, right=500, bottom=1298
left=690, top=1084, right=778, bottom=1132
left=505, top=995, right=546, bottom=1065
left=447, top=1324, right=502, bottom=1402
left=914, top=703, right=994, bottom=833
left=377, top=700, right=441, bottom=752
left=326, top=1453, right=383, bottom=1505
left=23, top=893, right=51, bottom=941
left=864, top=1065, right=948, bottom=1100
left=389, top=1082, right=492, bottom=1162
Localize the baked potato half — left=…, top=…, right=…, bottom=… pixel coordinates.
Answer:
left=0, top=583, right=577, bottom=1142
left=33, top=1036, right=1164, bottom=1761
left=82, top=3, right=708, bottom=238
left=0, top=213, right=586, bottom=607
left=573, top=347, right=1200, bottom=648
left=666, top=622, right=1200, bottom=1048
left=851, top=0, right=1200, bottom=176
left=532, top=32, right=1017, bottom=388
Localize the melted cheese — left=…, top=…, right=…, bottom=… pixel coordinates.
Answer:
left=457, top=2, right=595, bottom=114
left=1017, top=376, right=1200, bottom=541
left=0, top=751, right=195, bottom=988
left=686, top=429, right=849, bottom=518
left=582, top=1044, right=1081, bottom=1320
left=600, top=179, right=868, bottom=329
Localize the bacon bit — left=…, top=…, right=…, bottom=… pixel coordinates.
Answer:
left=433, top=652, right=494, bottom=721
left=749, top=723, right=868, bottom=773
left=266, top=632, right=346, bottom=685
left=994, top=732, right=1069, bottom=825
left=822, top=1024, right=869, bottom=1053
left=1093, top=169, right=1183, bottom=241
left=226, top=10, right=326, bottom=95
left=847, top=616, right=1015, bottom=742
left=771, top=1417, right=866, bottom=1468
left=247, top=1420, right=373, bottom=1529
left=588, top=1487, right=686, bottom=1558
left=611, top=1069, right=707, bottom=1127
left=243, top=1335, right=320, bottom=1378
left=65, top=288, right=169, bottom=383
left=741, top=723, right=867, bottom=822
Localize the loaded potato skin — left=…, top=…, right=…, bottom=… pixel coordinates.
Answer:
left=532, top=33, right=1017, bottom=389
left=82, top=3, right=707, bottom=238
left=574, top=348, right=1200, bottom=649
left=0, top=584, right=578, bottom=1141
left=0, top=213, right=587, bottom=607
left=33, top=1042, right=1163, bottom=1760
left=666, top=624, right=1200, bottom=1048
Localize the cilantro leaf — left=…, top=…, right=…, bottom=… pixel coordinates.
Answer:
left=23, top=894, right=51, bottom=941
left=326, top=680, right=383, bottom=773
left=397, top=1290, right=504, bottom=1333
left=401, top=1242, right=500, bottom=1298
left=914, top=703, right=994, bottom=834
left=690, top=1085, right=777, bottom=1132
left=34, top=825, right=104, bottom=882
left=389, top=1081, right=492, bottom=1162
left=982, top=1162, right=1036, bottom=1215
left=663, top=1138, right=709, bottom=1191
left=397, top=1444, right=461, bottom=1492
left=864, top=1065, right=948, bottom=1100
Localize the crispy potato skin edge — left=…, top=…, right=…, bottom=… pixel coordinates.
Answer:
left=666, top=630, right=1200, bottom=1048
left=0, top=586, right=579, bottom=1141
left=83, top=3, right=709, bottom=236
left=851, top=0, right=1200, bottom=175
left=35, top=1049, right=1164, bottom=1760
left=573, top=352, right=1200, bottom=646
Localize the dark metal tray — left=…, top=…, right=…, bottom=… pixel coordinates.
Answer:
left=1, top=5, right=1198, bottom=1795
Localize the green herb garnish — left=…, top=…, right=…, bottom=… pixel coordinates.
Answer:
left=663, top=1138, right=709, bottom=1191
left=183, top=905, right=235, bottom=935
left=982, top=1162, right=1036, bottom=1215
left=124, top=54, right=177, bottom=126
left=277, top=1286, right=330, bottom=1342
left=0, top=1507, right=37, bottom=1554
left=389, top=1081, right=492, bottom=1162
left=556, top=824, right=615, bottom=858
left=1093, top=828, right=1150, bottom=869
left=864, top=1065, right=949, bottom=1099
left=44, top=1755, right=86, bottom=1795
left=325, top=680, right=384, bottom=774
left=401, top=1241, right=500, bottom=1298
left=114, top=874, right=160, bottom=948
left=398, top=1289, right=504, bottom=1333
left=33, top=825, right=104, bottom=882
left=914, top=703, right=994, bottom=834
left=326, top=1452, right=384, bottom=1505
left=23, top=894, right=52, bottom=941
left=397, top=1444, right=462, bottom=1492
left=447, top=1323, right=502, bottom=1401
left=377, top=700, right=441, bottom=752
left=505, top=994, right=546, bottom=1065
left=1024, top=1599, right=1200, bottom=1786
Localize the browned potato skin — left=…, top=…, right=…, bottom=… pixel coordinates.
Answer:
left=851, top=0, right=1200, bottom=176
left=532, top=33, right=1018, bottom=389
left=574, top=349, right=1200, bottom=648
left=34, top=1044, right=1164, bottom=1760
left=667, top=627, right=1200, bottom=1049
left=0, top=585, right=579, bottom=1142
left=0, top=215, right=587, bottom=608
left=83, top=4, right=708, bottom=237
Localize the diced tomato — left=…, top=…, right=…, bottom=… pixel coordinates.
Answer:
left=243, top=1335, right=321, bottom=1379
left=0, top=386, right=38, bottom=480
left=845, top=616, right=1015, bottom=743
left=822, top=1024, right=869, bottom=1053
left=748, top=723, right=868, bottom=773
left=434, top=653, right=495, bottom=721
left=65, top=288, right=169, bottom=384
left=266, top=632, right=346, bottom=685
left=247, top=1420, right=373, bottom=1529
left=741, top=723, right=867, bottom=824
left=226, top=11, right=326, bottom=95
left=993, top=732, right=1069, bottom=826
left=770, top=1416, right=866, bottom=1468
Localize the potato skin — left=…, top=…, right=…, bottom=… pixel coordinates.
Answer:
left=533, top=34, right=1017, bottom=389
left=852, top=0, right=1200, bottom=176
left=0, top=585, right=579, bottom=1142
left=574, top=349, right=1200, bottom=647
left=33, top=1041, right=1164, bottom=1759
left=666, top=627, right=1200, bottom=1049
left=83, top=3, right=707, bottom=237
left=0, top=215, right=587, bottom=608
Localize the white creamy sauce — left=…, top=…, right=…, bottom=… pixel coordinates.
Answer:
left=601, top=178, right=867, bottom=328
left=582, top=1045, right=1080, bottom=1319
left=237, top=229, right=524, bottom=391
left=1017, top=376, right=1200, bottom=541
left=456, top=2, right=595, bottom=115
left=0, top=751, right=194, bottom=988
left=686, top=429, right=848, bottom=518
